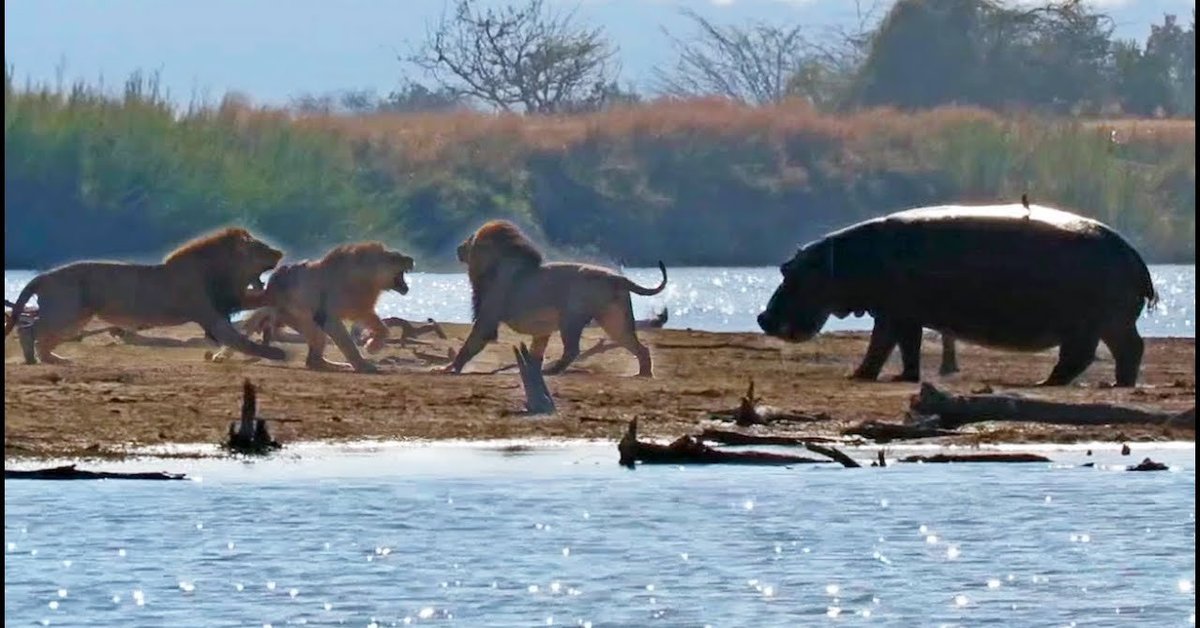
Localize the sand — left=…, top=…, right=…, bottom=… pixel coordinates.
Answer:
left=3, top=322, right=1195, bottom=460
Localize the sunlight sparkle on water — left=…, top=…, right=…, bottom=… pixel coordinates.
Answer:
left=1180, top=579, right=1193, bottom=593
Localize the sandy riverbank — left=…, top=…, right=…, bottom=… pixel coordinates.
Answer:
left=4, top=322, right=1195, bottom=460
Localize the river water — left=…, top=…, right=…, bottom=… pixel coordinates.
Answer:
left=3, top=443, right=1196, bottom=627
left=5, top=265, right=1196, bottom=337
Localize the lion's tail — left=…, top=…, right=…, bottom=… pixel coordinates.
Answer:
left=4, top=275, right=41, bottom=337
left=623, top=261, right=668, bottom=296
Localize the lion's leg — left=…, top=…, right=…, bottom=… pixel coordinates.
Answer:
left=359, top=313, right=389, bottom=354
left=27, top=293, right=91, bottom=365
left=444, top=321, right=499, bottom=373
left=196, top=310, right=286, bottom=362
left=322, top=318, right=379, bottom=374
left=285, top=313, right=350, bottom=371
left=596, top=301, right=654, bottom=377
left=544, top=316, right=590, bottom=375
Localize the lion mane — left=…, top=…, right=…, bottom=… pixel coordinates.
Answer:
left=459, top=220, right=543, bottom=321
left=215, top=240, right=415, bottom=373
left=447, top=219, right=668, bottom=377
left=4, top=226, right=285, bottom=364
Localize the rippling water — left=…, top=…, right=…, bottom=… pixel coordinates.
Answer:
left=3, top=445, right=1196, bottom=626
left=5, top=265, right=1196, bottom=337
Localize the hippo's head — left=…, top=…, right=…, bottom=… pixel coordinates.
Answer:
left=757, top=240, right=835, bottom=342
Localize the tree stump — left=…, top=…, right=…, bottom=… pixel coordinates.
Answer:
left=515, top=343, right=556, bottom=414
left=225, top=379, right=282, bottom=455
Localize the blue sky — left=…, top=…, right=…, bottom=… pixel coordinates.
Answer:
left=5, top=0, right=1195, bottom=107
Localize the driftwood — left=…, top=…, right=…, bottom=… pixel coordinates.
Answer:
left=900, top=453, right=1051, bottom=464
left=5, top=464, right=186, bottom=481
left=843, top=420, right=959, bottom=443
left=803, top=442, right=862, bottom=468
left=618, top=419, right=822, bottom=468
left=514, top=343, right=556, bottom=415
left=225, top=380, right=282, bottom=455
left=696, top=428, right=839, bottom=446
left=709, top=379, right=826, bottom=426
left=351, top=317, right=448, bottom=347
left=911, top=383, right=1195, bottom=429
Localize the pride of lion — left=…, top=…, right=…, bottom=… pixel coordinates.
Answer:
left=4, top=220, right=670, bottom=378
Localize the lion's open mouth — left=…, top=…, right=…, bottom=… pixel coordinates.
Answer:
left=393, top=273, right=410, bottom=295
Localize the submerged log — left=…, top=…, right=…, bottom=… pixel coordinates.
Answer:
left=515, top=343, right=556, bottom=415
left=843, top=420, right=959, bottom=443
left=899, top=453, right=1051, bottom=464
left=225, top=380, right=282, bottom=455
left=618, top=419, right=820, bottom=468
left=5, top=464, right=186, bottom=481
left=911, top=383, right=1195, bottom=430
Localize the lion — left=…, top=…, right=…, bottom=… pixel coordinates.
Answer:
left=212, top=241, right=414, bottom=373
left=445, top=220, right=668, bottom=377
left=4, top=227, right=285, bottom=364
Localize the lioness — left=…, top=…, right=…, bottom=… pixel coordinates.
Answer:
left=215, top=242, right=414, bottom=373
left=4, top=227, right=285, bottom=364
left=445, top=220, right=668, bottom=377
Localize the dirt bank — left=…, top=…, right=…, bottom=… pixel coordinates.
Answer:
left=4, top=323, right=1194, bottom=460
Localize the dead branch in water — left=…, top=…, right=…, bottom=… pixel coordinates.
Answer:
left=911, top=383, right=1195, bottom=430
left=802, top=442, right=862, bottom=468
left=5, top=464, right=186, bottom=481
left=899, top=453, right=1050, bottom=464
left=618, top=418, right=821, bottom=468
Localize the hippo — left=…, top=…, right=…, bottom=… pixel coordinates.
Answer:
left=756, top=202, right=1157, bottom=387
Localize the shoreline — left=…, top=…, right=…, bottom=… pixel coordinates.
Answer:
left=5, top=324, right=1195, bottom=462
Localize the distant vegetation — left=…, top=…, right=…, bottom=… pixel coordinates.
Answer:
left=5, top=0, right=1195, bottom=269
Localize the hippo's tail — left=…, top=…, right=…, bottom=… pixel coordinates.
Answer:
left=1142, top=269, right=1159, bottom=313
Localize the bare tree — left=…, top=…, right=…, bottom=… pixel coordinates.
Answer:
left=656, top=3, right=885, bottom=109
left=656, top=9, right=811, bottom=106
left=408, top=0, right=617, bottom=114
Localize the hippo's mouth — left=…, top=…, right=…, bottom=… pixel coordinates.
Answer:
left=393, top=273, right=410, bottom=295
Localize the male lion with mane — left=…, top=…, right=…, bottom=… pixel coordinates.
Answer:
left=445, top=220, right=668, bottom=377
left=4, top=227, right=285, bottom=364
left=214, top=241, right=414, bottom=373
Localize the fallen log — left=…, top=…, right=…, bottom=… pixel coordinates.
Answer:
left=709, top=379, right=827, bottom=426
left=5, top=464, right=186, bottom=481
left=899, top=453, right=1051, bottom=464
left=224, top=380, right=282, bottom=455
left=618, top=419, right=821, bottom=468
left=697, top=428, right=840, bottom=446
left=843, top=420, right=959, bottom=443
left=911, top=383, right=1195, bottom=430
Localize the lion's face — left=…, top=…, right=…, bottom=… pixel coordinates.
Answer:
left=233, top=233, right=284, bottom=291
left=456, top=237, right=472, bottom=264
left=364, top=248, right=414, bottom=295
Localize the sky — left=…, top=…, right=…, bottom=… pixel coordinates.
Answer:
left=5, top=0, right=1196, bottom=107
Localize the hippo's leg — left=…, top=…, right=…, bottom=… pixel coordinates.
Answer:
left=891, top=322, right=923, bottom=382
left=851, top=319, right=898, bottom=381
left=939, top=333, right=959, bottom=375
left=1101, top=324, right=1144, bottom=388
left=1038, top=334, right=1100, bottom=386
